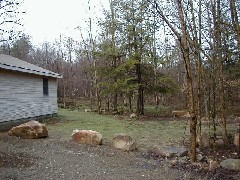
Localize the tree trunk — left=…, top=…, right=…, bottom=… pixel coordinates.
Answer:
left=149, top=0, right=197, bottom=161
left=63, top=82, right=66, bottom=108
left=113, top=93, right=118, bottom=112
left=189, top=0, right=203, bottom=143
left=110, top=0, right=118, bottom=112
left=129, top=95, right=132, bottom=113
left=177, top=0, right=197, bottom=162
left=216, top=0, right=228, bottom=143
left=131, top=24, right=144, bottom=116
left=136, top=63, right=144, bottom=115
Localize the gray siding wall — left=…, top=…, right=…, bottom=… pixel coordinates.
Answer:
left=0, top=69, right=58, bottom=122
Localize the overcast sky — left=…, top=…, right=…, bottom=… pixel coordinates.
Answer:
left=22, top=0, right=109, bottom=45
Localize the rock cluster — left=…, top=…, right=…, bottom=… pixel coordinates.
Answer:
left=7, top=119, right=240, bottom=173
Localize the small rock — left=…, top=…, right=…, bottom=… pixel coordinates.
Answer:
left=72, top=130, right=102, bottom=145
left=209, top=160, right=219, bottom=171
left=84, top=109, right=91, bottom=113
left=112, top=133, right=137, bottom=151
left=170, top=159, right=178, bottom=166
left=130, top=113, right=137, bottom=118
left=220, top=159, right=240, bottom=171
left=8, top=120, right=48, bottom=139
left=197, top=154, right=204, bottom=162
left=233, top=134, right=239, bottom=147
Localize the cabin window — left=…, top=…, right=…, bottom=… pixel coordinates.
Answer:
left=43, top=78, right=49, bottom=96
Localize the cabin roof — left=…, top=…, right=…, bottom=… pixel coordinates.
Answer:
left=0, top=54, right=62, bottom=78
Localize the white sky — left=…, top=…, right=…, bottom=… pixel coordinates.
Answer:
left=22, top=0, right=109, bottom=45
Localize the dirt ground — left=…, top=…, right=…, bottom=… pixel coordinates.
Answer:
left=0, top=131, right=239, bottom=180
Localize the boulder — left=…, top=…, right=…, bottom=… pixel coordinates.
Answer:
left=130, top=113, right=137, bottom=118
left=8, top=120, right=48, bottom=139
left=72, top=130, right=102, bottom=145
left=233, top=134, right=239, bottom=147
left=152, top=145, right=188, bottom=158
left=112, top=133, right=137, bottom=151
left=220, top=159, right=240, bottom=171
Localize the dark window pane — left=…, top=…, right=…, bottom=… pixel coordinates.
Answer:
left=43, top=78, right=48, bottom=96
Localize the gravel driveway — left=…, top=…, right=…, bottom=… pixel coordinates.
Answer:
left=0, top=131, right=201, bottom=180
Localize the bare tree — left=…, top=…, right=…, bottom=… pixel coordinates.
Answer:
left=230, top=0, right=240, bottom=49
left=148, top=0, right=197, bottom=162
left=0, top=0, right=24, bottom=44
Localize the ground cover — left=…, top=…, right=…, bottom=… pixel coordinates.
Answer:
left=0, top=107, right=239, bottom=179
left=46, top=108, right=189, bottom=149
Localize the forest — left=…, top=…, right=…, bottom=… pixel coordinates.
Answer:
left=1, top=0, right=239, bottom=162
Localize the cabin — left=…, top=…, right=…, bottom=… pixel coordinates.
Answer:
left=0, top=54, right=62, bottom=123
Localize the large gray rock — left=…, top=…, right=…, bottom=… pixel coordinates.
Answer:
left=152, top=145, right=188, bottom=158
left=220, top=159, right=240, bottom=171
left=112, top=133, right=137, bottom=151
left=72, top=130, right=102, bottom=145
left=233, top=134, right=239, bottom=147
left=8, top=120, right=48, bottom=139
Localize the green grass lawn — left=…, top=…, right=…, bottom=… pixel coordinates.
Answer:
left=44, top=108, right=238, bottom=149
